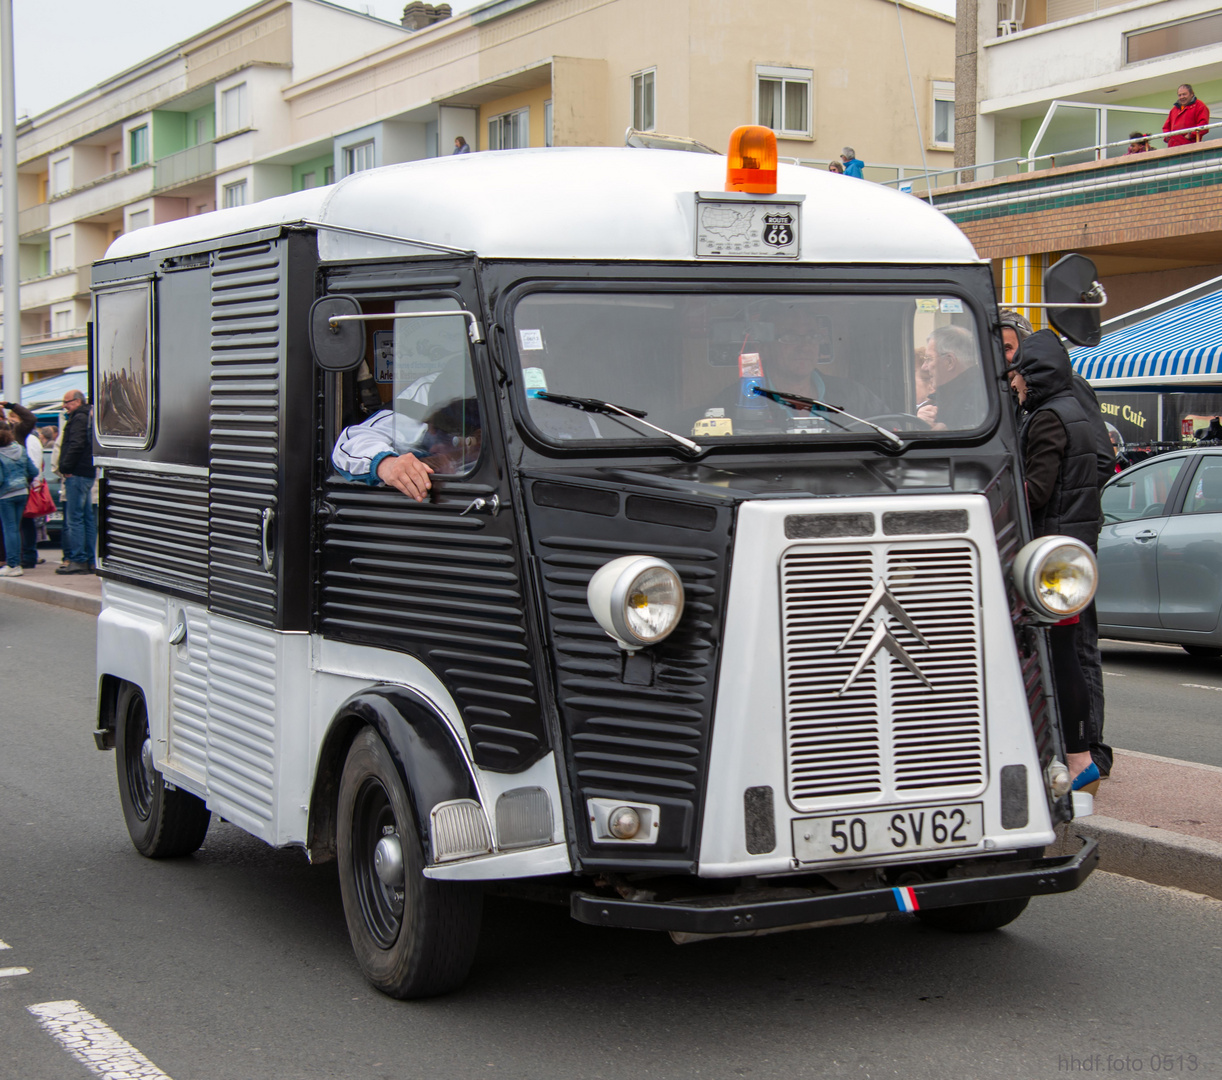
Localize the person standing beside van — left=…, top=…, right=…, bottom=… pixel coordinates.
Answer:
left=57, top=390, right=96, bottom=575
left=1009, top=330, right=1102, bottom=792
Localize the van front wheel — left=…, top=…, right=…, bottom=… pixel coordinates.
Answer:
left=336, top=726, right=482, bottom=998
left=114, top=682, right=211, bottom=858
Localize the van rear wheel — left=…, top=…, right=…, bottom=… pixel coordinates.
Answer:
left=114, top=683, right=211, bottom=858
left=916, top=895, right=1030, bottom=932
left=336, top=726, right=482, bottom=998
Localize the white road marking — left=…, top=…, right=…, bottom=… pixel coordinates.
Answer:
left=26, top=1001, right=172, bottom=1080
left=1102, top=671, right=1127, bottom=676
left=0, top=939, right=10, bottom=948
left=1100, top=639, right=1181, bottom=650
left=0, top=966, right=30, bottom=977
left=1181, top=682, right=1222, bottom=692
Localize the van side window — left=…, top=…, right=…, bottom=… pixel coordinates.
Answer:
left=94, top=283, right=153, bottom=447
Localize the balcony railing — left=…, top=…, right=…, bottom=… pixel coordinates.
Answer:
left=153, top=142, right=216, bottom=191
left=18, top=202, right=49, bottom=236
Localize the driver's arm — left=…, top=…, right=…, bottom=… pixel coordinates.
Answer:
left=332, top=409, right=435, bottom=503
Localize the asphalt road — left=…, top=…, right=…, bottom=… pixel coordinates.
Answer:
left=1100, top=638, right=1222, bottom=767
left=2, top=594, right=1221, bottom=1080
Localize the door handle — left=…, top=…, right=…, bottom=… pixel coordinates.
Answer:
left=460, top=494, right=500, bottom=517
left=260, top=507, right=276, bottom=570
left=1135, top=529, right=1157, bottom=543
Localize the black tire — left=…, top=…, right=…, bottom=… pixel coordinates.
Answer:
left=337, top=727, right=482, bottom=999
left=114, top=682, right=211, bottom=858
left=1182, top=644, right=1222, bottom=658
left=916, top=895, right=1030, bottom=932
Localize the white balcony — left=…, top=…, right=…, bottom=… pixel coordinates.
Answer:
left=153, top=142, right=217, bottom=191
left=48, top=167, right=154, bottom=230
left=0, top=268, right=83, bottom=313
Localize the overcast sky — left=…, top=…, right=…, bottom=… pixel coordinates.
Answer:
left=8, top=0, right=956, bottom=120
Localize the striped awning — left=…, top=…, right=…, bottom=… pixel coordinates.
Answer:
left=1070, top=290, right=1222, bottom=387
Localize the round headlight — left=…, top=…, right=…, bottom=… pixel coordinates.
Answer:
left=1012, top=536, right=1098, bottom=621
left=587, top=556, right=685, bottom=650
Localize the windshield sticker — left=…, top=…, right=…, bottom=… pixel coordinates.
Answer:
left=738, top=352, right=763, bottom=378
left=916, top=298, right=939, bottom=313
left=523, top=366, right=548, bottom=398
left=940, top=298, right=964, bottom=314
left=372, top=330, right=394, bottom=383
left=519, top=328, right=544, bottom=351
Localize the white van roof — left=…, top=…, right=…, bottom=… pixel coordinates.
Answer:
left=103, top=147, right=980, bottom=266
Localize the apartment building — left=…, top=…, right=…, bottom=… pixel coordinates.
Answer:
left=948, top=0, right=1222, bottom=319
left=3, top=0, right=957, bottom=383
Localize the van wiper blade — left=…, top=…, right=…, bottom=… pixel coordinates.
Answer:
left=752, top=386, right=904, bottom=449
left=534, top=391, right=704, bottom=456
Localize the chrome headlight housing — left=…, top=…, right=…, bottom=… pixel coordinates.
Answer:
left=1012, top=536, right=1098, bottom=621
left=587, top=555, right=685, bottom=651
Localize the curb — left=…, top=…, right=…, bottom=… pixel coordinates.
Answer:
left=1054, top=816, right=1222, bottom=901
left=0, top=576, right=101, bottom=615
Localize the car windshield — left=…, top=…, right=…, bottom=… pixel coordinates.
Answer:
left=512, top=291, right=989, bottom=447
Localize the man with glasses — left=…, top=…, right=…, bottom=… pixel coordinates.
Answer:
left=57, top=390, right=96, bottom=575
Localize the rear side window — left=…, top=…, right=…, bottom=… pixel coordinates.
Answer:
left=1180, top=456, right=1222, bottom=515
left=94, top=283, right=153, bottom=447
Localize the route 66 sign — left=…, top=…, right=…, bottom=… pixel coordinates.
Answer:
left=695, top=194, right=802, bottom=258
left=763, top=212, right=795, bottom=248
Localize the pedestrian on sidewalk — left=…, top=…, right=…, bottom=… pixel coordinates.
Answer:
left=0, top=419, right=39, bottom=576
left=1000, top=310, right=1114, bottom=776
left=57, top=390, right=96, bottom=575
left=1009, top=329, right=1104, bottom=792
left=3, top=400, right=45, bottom=569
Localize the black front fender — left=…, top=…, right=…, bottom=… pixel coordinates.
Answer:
left=311, top=685, right=480, bottom=863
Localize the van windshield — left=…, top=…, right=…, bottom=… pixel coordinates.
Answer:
left=512, top=292, right=990, bottom=446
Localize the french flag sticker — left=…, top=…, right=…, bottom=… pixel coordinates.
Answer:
left=892, top=886, right=920, bottom=913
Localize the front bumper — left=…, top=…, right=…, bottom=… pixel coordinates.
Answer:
left=571, top=837, right=1098, bottom=933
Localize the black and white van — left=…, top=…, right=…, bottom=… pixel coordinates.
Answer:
left=91, top=136, right=1100, bottom=998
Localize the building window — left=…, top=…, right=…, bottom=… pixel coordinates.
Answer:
left=487, top=108, right=529, bottom=150
left=324, top=165, right=335, bottom=185
left=130, top=125, right=149, bottom=166
left=221, top=83, right=248, bottom=135
left=931, top=81, right=955, bottom=149
left=632, top=68, right=656, bottom=131
left=222, top=180, right=248, bottom=208
left=110, top=150, right=121, bottom=173
left=194, top=117, right=207, bottom=145
left=128, top=209, right=150, bottom=232
left=50, top=158, right=71, bottom=196
left=53, top=309, right=73, bottom=335
left=756, top=66, right=812, bottom=137
left=343, top=140, right=376, bottom=176
left=301, top=171, right=316, bottom=189
left=545, top=99, right=553, bottom=147
left=51, top=232, right=72, bottom=273
left=1126, top=11, right=1222, bottom=64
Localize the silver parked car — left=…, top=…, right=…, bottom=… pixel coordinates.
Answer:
left=1097, top=447, right=1222, bottom=657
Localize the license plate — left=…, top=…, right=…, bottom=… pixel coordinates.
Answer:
left=792, top=803, right=984, bottom=863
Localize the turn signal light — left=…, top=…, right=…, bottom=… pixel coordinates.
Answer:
left=725, top=125, right=778, bottom=194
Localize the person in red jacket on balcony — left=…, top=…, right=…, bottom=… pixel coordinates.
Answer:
left=1163, top=83, right=1211, bottom=147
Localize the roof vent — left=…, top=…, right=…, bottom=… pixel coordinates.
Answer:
left=401, top=1, right=452, bottom=30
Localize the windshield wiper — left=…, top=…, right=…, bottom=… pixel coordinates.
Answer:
left=533, top=391, right=704, bottom=456
left=751, top=386, right=904, bottom=449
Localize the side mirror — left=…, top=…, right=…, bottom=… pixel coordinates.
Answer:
left=309, top=295, right=365, bottom=371
left=1044, top=254, right=1104, bottom=347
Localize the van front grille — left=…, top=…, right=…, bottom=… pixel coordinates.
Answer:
left=780, top=541, right=986, bottom=810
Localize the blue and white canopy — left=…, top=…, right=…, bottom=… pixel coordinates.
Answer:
left=1070, top=290, right=1222, bottom=388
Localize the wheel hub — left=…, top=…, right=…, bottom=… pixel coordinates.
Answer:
left=374, top=835, right=404, bottom=886
left=141, top=737, right=153, bottom=777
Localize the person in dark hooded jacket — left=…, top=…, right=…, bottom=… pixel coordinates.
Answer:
left=1010, top=329, right=1102, bottom=792
left=999, top=310, right=1113, bottom=778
